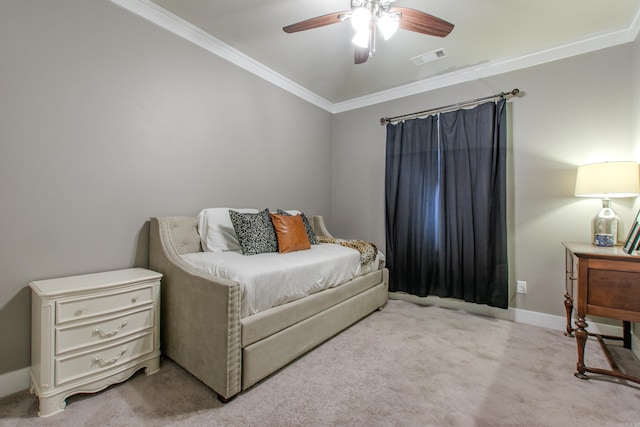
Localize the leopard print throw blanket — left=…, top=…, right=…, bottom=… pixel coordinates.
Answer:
left=317, top=236, right=378, bottom=266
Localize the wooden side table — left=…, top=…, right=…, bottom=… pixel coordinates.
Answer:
left=562, top=242, right=640, bottom=383
left=29, top=268, right=162, bottom=417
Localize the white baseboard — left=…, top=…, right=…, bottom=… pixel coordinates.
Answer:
left=388, top=293, right=624, bottom=336
left=511, top=307, right=623, bottom=336
left=0, top=367, right=30, bottom=399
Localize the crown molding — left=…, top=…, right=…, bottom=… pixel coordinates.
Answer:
left=110, top=0, right=639, bottom=115
left=333, top=25, right=636, bottom=113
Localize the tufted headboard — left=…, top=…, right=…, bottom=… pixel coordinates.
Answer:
left=158, top=216, right=203, bottom=255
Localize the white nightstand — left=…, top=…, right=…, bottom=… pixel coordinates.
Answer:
left=29, top=268, right=162, bottom=417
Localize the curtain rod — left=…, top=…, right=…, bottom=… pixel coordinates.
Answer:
left=379, top=88, right=520, bottom=126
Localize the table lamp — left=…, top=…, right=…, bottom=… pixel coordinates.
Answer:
left=575, top=161, right=640, bottom=246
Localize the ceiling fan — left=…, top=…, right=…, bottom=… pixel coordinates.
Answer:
left=283, top=0, right=454, bottom=64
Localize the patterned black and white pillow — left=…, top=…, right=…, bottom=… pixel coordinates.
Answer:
left=276, top=209, right=319, bottom=245
left=229, top=208, right=278, bottom=255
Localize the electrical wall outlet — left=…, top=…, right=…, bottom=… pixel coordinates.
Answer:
left=516, top=280, right=527, bottom=294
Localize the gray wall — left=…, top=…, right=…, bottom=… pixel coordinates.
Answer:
left=331, top=43, right=637, bottom=316
left=0, top=0, right=332, bottom=375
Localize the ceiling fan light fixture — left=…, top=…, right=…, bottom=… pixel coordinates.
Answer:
left=351, top=7, right=372, bottom=32
left=377, top=13, right=399, bottom=40
left=283, top=1, right=454, bottom=65
left=352, top=29, right=370, bottom=48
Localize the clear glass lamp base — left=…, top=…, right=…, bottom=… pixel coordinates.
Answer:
left=592, top=199, right=619, bottom=246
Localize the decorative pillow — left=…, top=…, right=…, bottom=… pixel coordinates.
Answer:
left=229, top=208, right=278, bottom=255
left=197, top=208, right=258, bottom=252
left=270, top=213, right=311, bottom=253
left=276, top=209, right=319, bottom=244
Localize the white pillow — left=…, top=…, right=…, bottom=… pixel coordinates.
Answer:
left=197, top=208, right=258, bottom=252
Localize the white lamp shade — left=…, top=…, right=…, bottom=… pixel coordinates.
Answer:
left=575, top=161, right=640, bottom=198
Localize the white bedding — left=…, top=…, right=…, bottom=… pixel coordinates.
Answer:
left=181, top=243, right=381, bottom=318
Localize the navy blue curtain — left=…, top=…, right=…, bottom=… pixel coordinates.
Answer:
left=385, top=99, right=508, bottom=309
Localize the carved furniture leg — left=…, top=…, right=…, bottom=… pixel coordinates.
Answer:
left=564, top=291, right=574, bottom=337
left=574, top=316, right=589, bottom=379
left=37, top=394, right=67, bottom=418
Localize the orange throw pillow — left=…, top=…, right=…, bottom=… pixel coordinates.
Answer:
left=270, top=213, right=311, bottom=253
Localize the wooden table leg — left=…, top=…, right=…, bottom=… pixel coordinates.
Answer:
left=564, top=291, right=574, bottom=337
left=574, top=316, right=589, bottom=379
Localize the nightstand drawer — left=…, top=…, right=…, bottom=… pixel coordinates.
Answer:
left=55, top=332, right=154, bottom=386
left=56, top=286, right=153, bottom=324
left=56, top=308, right=154, bottom=355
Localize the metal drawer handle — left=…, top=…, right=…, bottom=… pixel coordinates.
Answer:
left=92, top=347, right=128, bottom=366
left=131, top=296, right=138, bottom=304
left=92, top=320, right=128, bottom=338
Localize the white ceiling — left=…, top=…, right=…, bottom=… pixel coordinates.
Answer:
left=114, top=0, right=640, bottom=111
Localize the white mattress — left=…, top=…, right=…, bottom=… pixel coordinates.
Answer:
left=181, top=243, right=382, bottom=318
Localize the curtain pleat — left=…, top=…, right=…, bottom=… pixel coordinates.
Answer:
left=384, top=100, right=508, bottom=309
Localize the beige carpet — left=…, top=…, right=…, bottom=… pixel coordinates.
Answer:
left=2, top=299, right=640, bottom=426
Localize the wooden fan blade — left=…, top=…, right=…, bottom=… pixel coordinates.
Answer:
left=390, top=7, right=454, bottom=37
left=283, top=11, right=350, bottom=33
left=354, top=47, right=369, bottom=64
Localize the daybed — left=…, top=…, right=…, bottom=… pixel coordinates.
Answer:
left=148, top=211, right=388, bottom=402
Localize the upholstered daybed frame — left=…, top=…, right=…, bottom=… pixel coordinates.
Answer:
left=149, top=215, right=389, bottom=402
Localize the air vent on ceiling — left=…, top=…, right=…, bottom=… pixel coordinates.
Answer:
left=410, top=48, right=447, bottom=67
